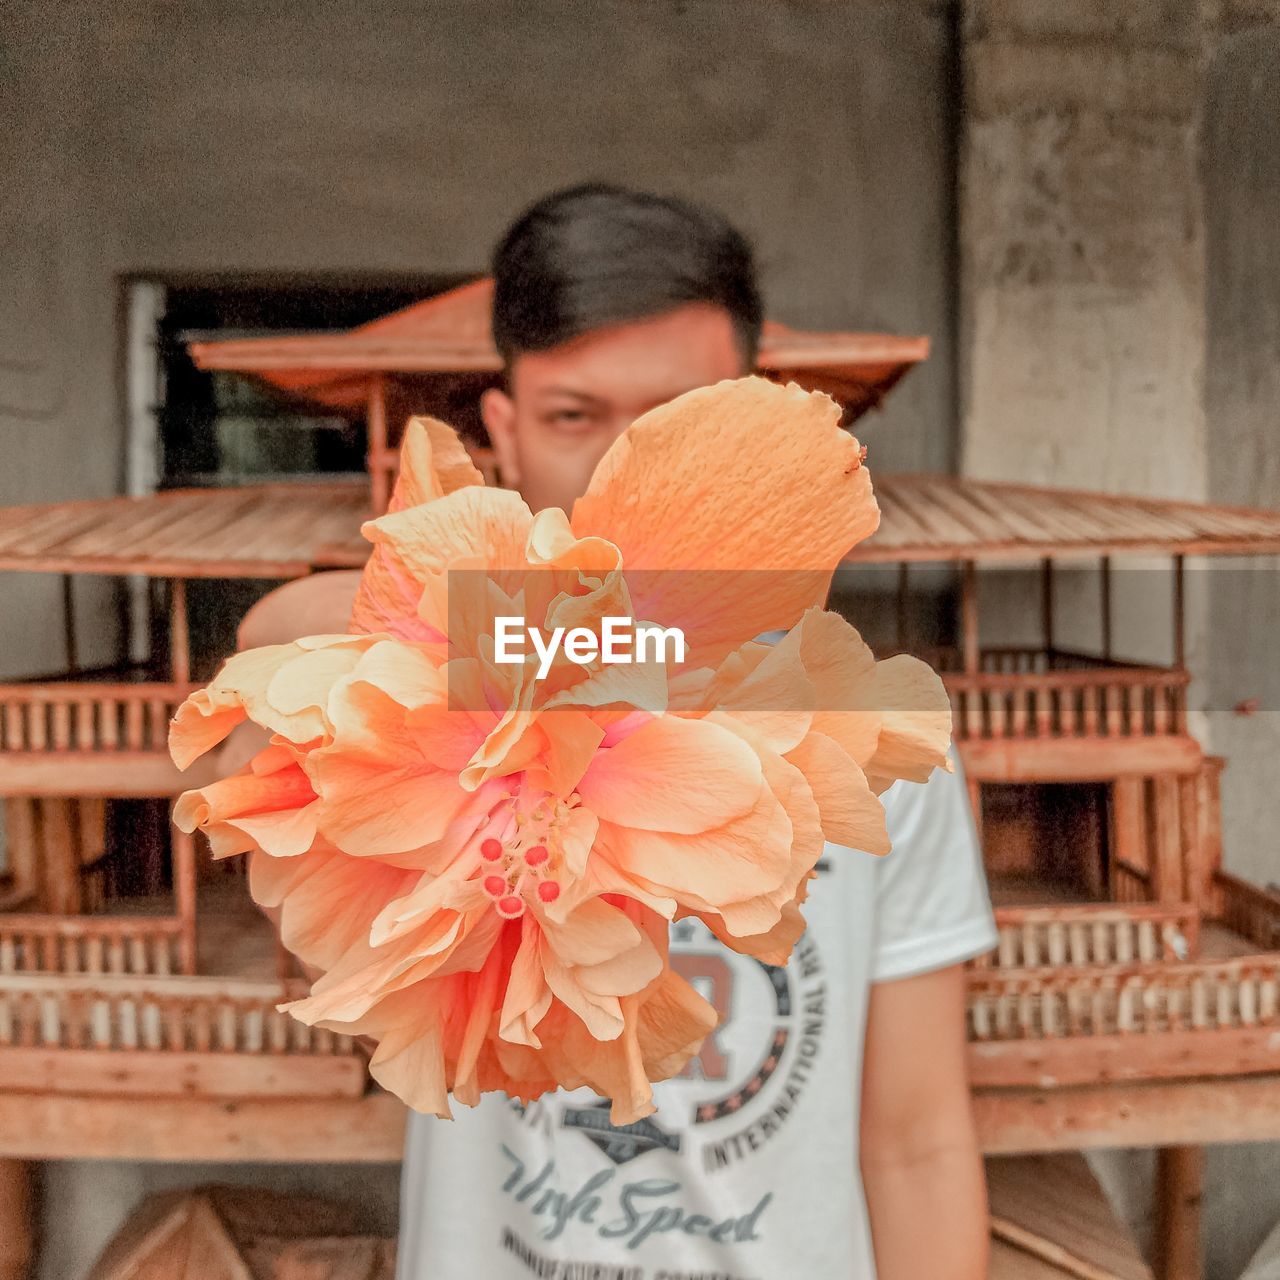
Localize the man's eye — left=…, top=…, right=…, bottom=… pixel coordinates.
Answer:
left=547, top=410, right=593, bottom=431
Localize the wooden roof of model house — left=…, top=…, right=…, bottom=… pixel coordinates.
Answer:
left=186, top=276, right=931, bottom=419
left=2, top=473, right=1280, bottom=578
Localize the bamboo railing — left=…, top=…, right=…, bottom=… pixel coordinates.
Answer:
left=0, top=682, right=194, bottom=755
left=971, top=904, right=1199, bottom=971
left=0, top=915, right=185, bottom=977
left=0, top=973, right=354, bottom=1057
left=967, top=956, right=1280, bottom=1041
left=946, top=667, right=1189, bottom=743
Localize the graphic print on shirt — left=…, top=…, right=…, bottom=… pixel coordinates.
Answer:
left=516, top=888, right=830, bottom=1176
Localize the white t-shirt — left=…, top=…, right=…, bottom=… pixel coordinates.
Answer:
left=396, top=754, right=998, bottom=1280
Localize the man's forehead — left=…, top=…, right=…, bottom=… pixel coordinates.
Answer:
left=508, top=303, right=747, bottom=406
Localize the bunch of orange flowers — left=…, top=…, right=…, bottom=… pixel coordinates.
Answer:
left=169, top=377, right=951, bottom=1124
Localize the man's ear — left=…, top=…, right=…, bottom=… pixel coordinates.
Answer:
left=481, top=386, right=519, bottom=489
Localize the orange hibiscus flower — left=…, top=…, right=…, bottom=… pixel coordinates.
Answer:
left=170, top=376, right=950, bottom=1123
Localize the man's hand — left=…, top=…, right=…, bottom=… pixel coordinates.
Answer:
left=860, top=963, right=989, bottom=1280
left=236, top=571, right=362, bottom=649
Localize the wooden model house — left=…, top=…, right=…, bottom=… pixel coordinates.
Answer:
left=0, top=282, right=927, bottom=1115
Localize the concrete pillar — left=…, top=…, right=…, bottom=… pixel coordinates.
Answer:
left=956, top=4, right=1213, bottom=1275
left=959, top=0, right=1207, bottom=499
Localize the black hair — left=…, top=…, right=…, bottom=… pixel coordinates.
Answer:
left=491, top=183, right=763, bottom=368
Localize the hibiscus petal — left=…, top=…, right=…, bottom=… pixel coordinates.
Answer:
left=395, top=416, right=486, bottom=509
left=541, top=946, right=625, bottom=1041
left=577, top=716, right=762, bottom=835
left=543, top=897, right=644, bottom=968
left=571, top=377, right=879, bottom=662
left=249, top=845, right=417, bottom=972
left=597, top=775, right=792, bottom=907
left=499, top=919, right=552, bottom=1048
left=861, top=654, right=953, bottom=790
left=784, top=731, right=890, bottom=854
left=312, top=752, right=472, bottom=857
left=349, top=417, right=486, bottom=639
left=363, top=486, right=533, bottom=588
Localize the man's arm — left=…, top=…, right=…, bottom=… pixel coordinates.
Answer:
left=860, top=963, right=989, bottom=1280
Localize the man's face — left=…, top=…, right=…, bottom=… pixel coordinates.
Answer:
left=481, top=302, right=749, bottom=512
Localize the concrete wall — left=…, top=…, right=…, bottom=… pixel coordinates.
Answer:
left=1, top=0, right=960, bottom=681
left=5, top=2, right=961, bottom=1275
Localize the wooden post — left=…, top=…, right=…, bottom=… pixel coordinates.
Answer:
left=1197, top=758, right=1225, bottom=917
left=1040, top=556, right=1054, bottom=660
left=40, top=798, right=81, bottom=915
left=1172, top=554, right=1186, bottom=670
left=61, top=574, right=78, bottom=674
left=895, top=562, right=909, bottom=652
left=2, top=800, right=37, bottom=906
left=1153, top=1144, right=1203, bottom=1280
left=961, top=560, right=979, bottom=674
left=368, top=374, right=389, bottom=515
left=1100, top=556, right=1113, bottom=661
left=169, top=578, right=190, bottom=684
left=1152, top=775, right=1184, bottom=904
left=0, top=1159, right=36, bottom=1280
left=1111, top=777, right=1147, bottom=900
left=172, top=823, right=198, bottom=975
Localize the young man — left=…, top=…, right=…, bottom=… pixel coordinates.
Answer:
left=241, top=185, right=998, bottom=1279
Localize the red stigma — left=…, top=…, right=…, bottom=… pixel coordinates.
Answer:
left=537, top=880, right=561, bottom=903
left=480, top=838, right=503, bottom=861
left=524, top=844, right=549, bottom=867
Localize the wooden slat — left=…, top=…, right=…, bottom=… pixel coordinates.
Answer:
left=0, top=751, right=219, bottom=799
left=974, top=1074, right=1280, bottom=1154
left=2, top=1072, right=1280, bottom=1163
left=0, top=1049, right=365, bottom=1099
left=968, top=1026, right=1280, bottom=1088
left=0, top=1089, right=406, bottom=1161
left=960, top=737, right=1203, bottom=784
